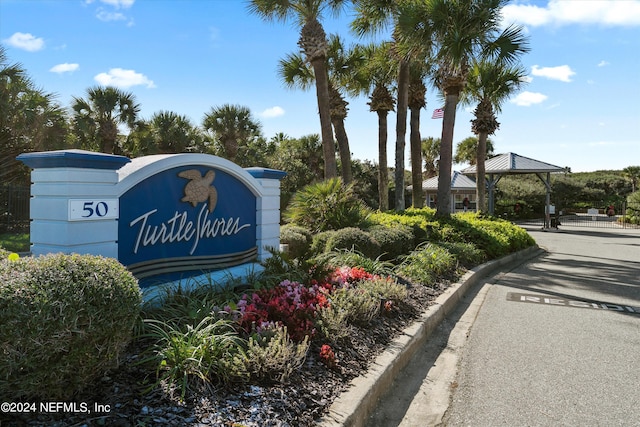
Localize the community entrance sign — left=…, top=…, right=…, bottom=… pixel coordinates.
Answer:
left=18, top=150, right=286, bottom=288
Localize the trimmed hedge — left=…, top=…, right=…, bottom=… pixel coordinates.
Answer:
left=0, top=253, right=142, bottom=400
left=280, top=224, right=313, bottom=259
left=324, top=227, right=381, bottom=259
left=368, top=225, right=415, bottom=261
left=310, top=230, right=337, bottom=255
left=370, top=209, right=535, bottom=258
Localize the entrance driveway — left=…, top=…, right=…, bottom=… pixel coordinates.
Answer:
left=368, top=225, right=640, bottom=427
left=443, top=225, right=640, bottom=426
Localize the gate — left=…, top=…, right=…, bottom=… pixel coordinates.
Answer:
left=516, top=202, right=638, bottom=230
left=559, top=203, right=632, bottom=229
left=0, top=184, right=30, bottom=233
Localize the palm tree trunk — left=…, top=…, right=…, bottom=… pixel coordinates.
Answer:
left=332, top=117, right=353, bottom=184
left=436, top=92, right=459, bottom=218
left=410, top=105, right=423, bottom=208
left=377, top=110, right=389, bottom=211
left=99, top=120, right=118, bottom=154
left=476, top=132, right=487, bottom=213
left=395, top=59, right=410, bottom=211
left=311, top=58, right=338, bottom=179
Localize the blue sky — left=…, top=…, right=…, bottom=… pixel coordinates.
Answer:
left=1, top=0, right=639, bottom=172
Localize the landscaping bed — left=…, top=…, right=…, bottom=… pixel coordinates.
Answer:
left=2, top=198, right=535, bottom=427
left=6, top=274, right=446, bottom=427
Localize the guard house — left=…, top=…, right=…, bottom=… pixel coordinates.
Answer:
left=462, top=152, right=564, bottom=228
left=410, top=171, right=477, bottom=212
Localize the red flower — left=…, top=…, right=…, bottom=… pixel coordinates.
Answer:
left=319, top=344, right=336, bottom=367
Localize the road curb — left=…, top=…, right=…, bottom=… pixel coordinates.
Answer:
left=319, top=245, right=543, bottom=427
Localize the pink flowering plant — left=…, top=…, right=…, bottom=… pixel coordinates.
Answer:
left=329, top=266, right=375, bottom=288
left=225, top=266, right=388, bottom=343
left=232, top=279, right=330, bottom=342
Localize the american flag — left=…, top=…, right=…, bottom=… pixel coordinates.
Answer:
left=431, top=108, right=444, bottom=119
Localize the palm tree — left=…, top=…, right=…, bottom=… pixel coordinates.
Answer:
left=453, top=136, right=495, bottom=165
left=347, top=42, right=396, bottom=210
left=399, top=0, right=528, bottom=217
left=72, top=86, right=139, bottom=154
left=422, top=136, right=440, bottom=179
left=278, top=34, right=365, bottom=183
left=126, top=111, right=201, bottom=156
left=622, top=166, right=640, bottom=193
left=466, top=58, right=528, bottom=212
left=352, top=0, right=421, bottom=211
left=1, top=46, right=69, bottom=181
left=408, top=63, right=429, bottom=208
left=202, top=104, right=261, bottom=162
left=249, top=0, right=345, bottom=179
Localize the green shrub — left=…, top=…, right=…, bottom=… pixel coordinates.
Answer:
left=280, top=224, right=313, bottom=259
left=0, top=253, right=142, bottom=400
left=318, top=276, right=406, bottom=332
left=310, top=230, right=337, bottom=256
left=368, top=225, right=415, bottom=260
left=452, top=213, right=535, bottom=255
left=397, top=243, right=457, bottom=286
left=284, top=178, right=371, bottom=232
left=369, top=208, right=438, bottom=243
left=324, top=227, right=381, bottom=259
left=260, top=247, right=333, bottom=287
left=242, top=324, right=309, bottom=384
left=315, top=305, right=352, bottom=343
left=325, top=287, right=380, bottom=326
left=320, top=249, right=394, bottom=276
left=627, top=191, right=640, bottom=224
left=358, top=276, right=408, bottom=302
left=139, top=283, right=235, bottom=333
left=437, top=241, right=487, bottom=269
left=142, top=316, right=247, bottom=400
left=0, top=247, right=10, bottom=259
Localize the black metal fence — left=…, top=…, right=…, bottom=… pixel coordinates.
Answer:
left=0, top=184, right=30, bottom=233
left=517, top=202, right=639, bottom=230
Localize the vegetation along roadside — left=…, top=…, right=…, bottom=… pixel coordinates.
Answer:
left=1, top=179, right=535, bottom=426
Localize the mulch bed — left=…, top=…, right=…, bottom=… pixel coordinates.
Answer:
left=4, top=279, right=451, bottom=427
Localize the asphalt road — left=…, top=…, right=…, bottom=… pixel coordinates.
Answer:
left=369, top=225, right=640, bottom=427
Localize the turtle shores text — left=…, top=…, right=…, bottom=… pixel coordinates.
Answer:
left=129, top=203, right=251, bottom=255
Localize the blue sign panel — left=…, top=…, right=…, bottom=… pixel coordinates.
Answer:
left=118, top=165, right=257, bottom=285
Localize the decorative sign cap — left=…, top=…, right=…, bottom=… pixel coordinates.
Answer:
left=17, top=149, right=131, bottom=170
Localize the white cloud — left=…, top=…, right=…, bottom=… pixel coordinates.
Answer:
left=87, top=0, right=134, bottom=8
left=100, top=0, right=134, bottom=8
left=510, top=91, right=548, bottom=106
left=96, top=8, right=126, bottom=22
left=502, top=0, right=640, bottom=27
left=4, top=32, right=45, bottom=52
left=597, top=60, right=609, bottom=67
left=50, top=63, right=79, bottom=73
left=94, top=68, right=155, bottom=88
left=531, top=65, right=575, bottom=82
left=260, top=106, right=285, bottom=118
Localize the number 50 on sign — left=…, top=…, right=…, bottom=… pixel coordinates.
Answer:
left=69, top=199, right=119, bottom=221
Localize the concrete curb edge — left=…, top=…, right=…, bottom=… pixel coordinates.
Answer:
left=319, top=244, right=544, bottom=427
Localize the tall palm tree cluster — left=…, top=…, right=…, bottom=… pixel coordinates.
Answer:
left=2, top=0, right=530, bottom=219
left=250, top=0, right=530, bottom=217
left=0, top=46, right=69, bottom=182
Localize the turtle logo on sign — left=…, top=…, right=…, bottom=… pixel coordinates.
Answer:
left=178, top=169, right=218, bottom=213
